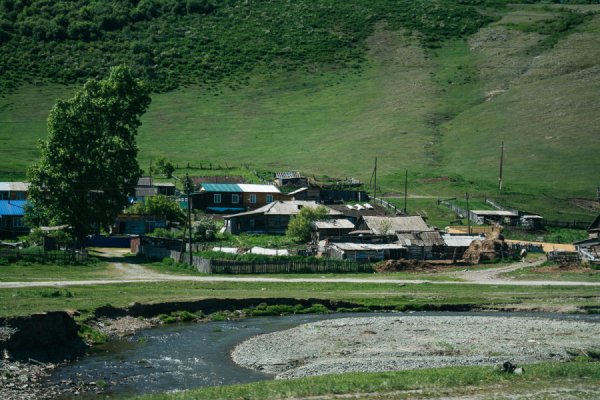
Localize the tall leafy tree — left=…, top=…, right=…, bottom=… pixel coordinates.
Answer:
left=25, top=65, right=152, bottom=247
left=286, top=205, right=331, bottom=242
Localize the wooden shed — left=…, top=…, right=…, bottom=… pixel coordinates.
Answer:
left=311, top=219, right=355, bottom=244
left=328, top=242, right=406, bottom=261
left=395, top=231, right=445, bottom=260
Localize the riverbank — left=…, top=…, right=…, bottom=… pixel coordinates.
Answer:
left=232, top=315, right=600, bottom=380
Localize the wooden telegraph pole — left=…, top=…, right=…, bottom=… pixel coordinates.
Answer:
left=186, top=173, right=193, bottom=266
left=373, top=157, right=377, bottom=201
left=499, top=141, right=504, bottom=189
left=404, top=170, right=408, bottom=214
left=466, top=192, right=471, bottom=235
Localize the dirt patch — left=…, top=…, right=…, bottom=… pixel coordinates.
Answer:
left=375, top=259, right=457, bottom=273
left=568, top=198, right=600, bottom=212
left=419, top=176, right=457, bottom=183
left=533, top=262, right=598, bottom=274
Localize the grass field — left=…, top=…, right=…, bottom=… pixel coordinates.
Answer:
left=131, top=361, right=600, bottom=400
left=0, top=4, right=599, bottom=221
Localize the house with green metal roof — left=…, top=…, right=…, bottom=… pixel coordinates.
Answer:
left=189, top=183, right=289, bottom=213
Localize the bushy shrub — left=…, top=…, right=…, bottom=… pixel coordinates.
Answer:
left=193, top=217, right=218, bottom=241
left=162, top=257, right=174, bottom=265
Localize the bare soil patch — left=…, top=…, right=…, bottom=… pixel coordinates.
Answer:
left=533, top=262, right=598, bottom=274
left=375, top=259, right=458, bottom=273
left=568, top=198, right=600, bottom=212
left=419, top=176, right=457, bottom=183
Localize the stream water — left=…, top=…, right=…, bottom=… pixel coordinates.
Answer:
left=50, top=311, right=600, bottom=398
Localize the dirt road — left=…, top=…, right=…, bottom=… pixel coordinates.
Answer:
left=0, top=249, right=598, bottom=288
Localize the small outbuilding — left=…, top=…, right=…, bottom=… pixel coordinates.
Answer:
left=311, top=219, right=356, bottom=244
left=395, top=231, right=446, bottom=260
left=328, top=242, right=406, bottom=261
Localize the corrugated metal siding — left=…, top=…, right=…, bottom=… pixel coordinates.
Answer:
left=199, top=183, right=242, bottom=192
left=0, top=200, right=27, bottom=216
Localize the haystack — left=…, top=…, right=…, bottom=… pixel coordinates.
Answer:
left=463, top=233, right=509, bottom=264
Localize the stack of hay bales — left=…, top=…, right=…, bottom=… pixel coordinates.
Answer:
left=463, top=232, right=510, bottom=264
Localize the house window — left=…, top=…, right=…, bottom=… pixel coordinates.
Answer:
left=0, top=193, right=4, bottom=200
left=214, top=194, right=221, bottom=203
left=274, top=216, right=282, bottom=227
left=249, top=194, right=256, bottom=204
left=16, top=193, right=25, bottom=200
left=266, top=195, right=273, bottom=203
left=0, top=218, right=5, bottom=227
left=13, top=217, right=23, bottom=227
left=232, top=194, right=239, bottom=204
left=250, top=218, right=255, bottom=227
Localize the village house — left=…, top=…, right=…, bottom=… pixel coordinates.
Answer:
left=190, top=183, right=288, bottom=212
left=354, top=215, right=432, bottom=235
left=223, top=200, right=342, bottom=235
left=274, top=172, right=307, bottom=187
left=0, top=200, right=28, bottom=239
left=111, top=214, right=168, bottom=235
left=154, top=182, right=176, bottom=196
left=129, top=176, right=156, bottom=204
left=0, top=182, right=30, bottom=200
left=311, top=219, right=356, bottom=244
left=470, top=210, right=520, bottom=226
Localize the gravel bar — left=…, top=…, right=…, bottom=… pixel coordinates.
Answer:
left=231, top=315, right=600, bottom=379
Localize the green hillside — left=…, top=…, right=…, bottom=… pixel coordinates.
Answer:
left=0, top=1, right=599, bottom=220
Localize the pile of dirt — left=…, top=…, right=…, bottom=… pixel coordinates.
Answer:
left=463, top=232, right=510, bottom=264
left=375, top=259, right=454, bottom=273
left=419, top=176, right=457, bottom=183
left=534, top=262, right=598, bottom=274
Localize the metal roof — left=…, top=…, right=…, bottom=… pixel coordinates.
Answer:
left=0, top=183, right=9, bottom=191
left=362, top=216, right=430, bottom=234
left=331, top=242, right=406, bottom=251
left=0, top=200, right=27, bottom=216
left=471, top=210, right=518, bottom=217
left=7, top=182, right=30, bottom=191
left=199, top=183, right=242, bottom=192
left=396, top=231, right=445, bottom=247
left=237, top=184, right=280, bottom=193
left=135, top=187, right=157, bottom=197
left=137, top=176, right=153, bottom=186
left=288, top=187, right=308, bottom=195
left=312, top=219, right=355, bottom=230
left=224, top=201, right=342, bottom=218
left=441, top=233, right=486, bottom=247
left=275, top=172, right=301, bottom=179
left=153, top=183, right=176, bottom=187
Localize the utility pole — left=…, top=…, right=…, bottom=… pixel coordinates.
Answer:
left=373, top=157, right=377, bottom=201
left=466, top=192, right=471, bottom=235
left=186, top=173, right=193, bottom=267
left=597, top=185, right=600, bottom=209
left=498, top=141, right=504, bottom=189
left=149, top=160, right=153, bottom=182
left=404, top=169, right=408, bottom=214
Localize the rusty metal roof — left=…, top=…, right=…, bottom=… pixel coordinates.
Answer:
left=396, top=231, right=444, bottom=247
left=362, top=215, right=430, bottom=234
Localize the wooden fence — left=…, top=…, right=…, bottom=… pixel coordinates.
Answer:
left=541, top=219, right=592, bottom=230
left=448, top=226, right=503, bottom=234
left=373, top=197, right=404, bottom=215
left=211, top=259, right=373, bottom=274
left=0, top=248, right=88, bottom=262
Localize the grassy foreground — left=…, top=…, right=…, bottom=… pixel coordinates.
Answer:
left=129, top=361, right=600, bottom=400
left=2, top=277, right=599, bottom=318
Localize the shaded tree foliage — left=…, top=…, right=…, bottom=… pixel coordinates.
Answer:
left=25, top=66, right=152, bottom=247
left=286, top=205, right=331, bottom=241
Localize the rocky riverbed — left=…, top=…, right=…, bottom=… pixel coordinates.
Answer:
left=231, top=315, right=600, bottom=379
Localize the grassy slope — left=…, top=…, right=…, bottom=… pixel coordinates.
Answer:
left=0, top=4, right=598, bottom=219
